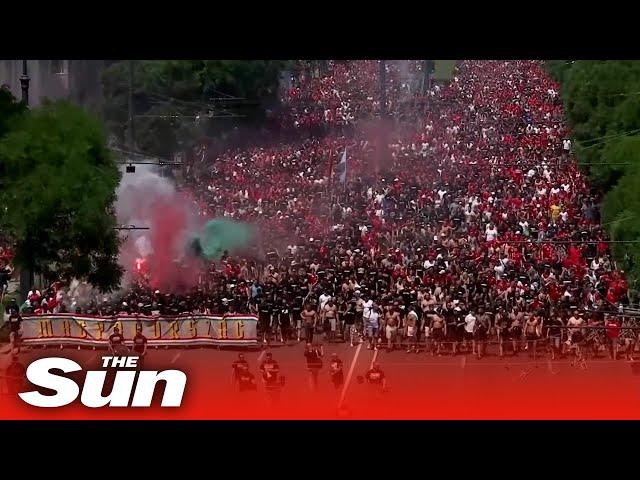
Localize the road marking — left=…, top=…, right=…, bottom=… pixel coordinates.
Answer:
left=170, top=352, right=181, bottom=364
left=547, top=358, right=559, bottom=375
left=370, top=348, right=379, bottom=369
left=460, top=355, right=466, bottom=369
left=339, top=343, right=363, bottom=408
left=257, top=349, right=267, bottom=364
left=360, top=359, right=627, bottom=367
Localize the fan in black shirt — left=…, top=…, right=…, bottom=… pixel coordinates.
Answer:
left=304, top=343, right=323, bottom=390
left=259, top=301, right=273, bottom=344
left=232, top=354, right=256, bottom=392
left=292, top=295, right=303, bottom=341
left=277, top=302, right=291, bottom=342
left=5, top=301, right=22, bottom=354
left=546, top=316, right=564, bottom=359
left=108, top=327, right=126, bottom=355
left=132, top=330, right=148, bottom=368
left=363, top=363, right=387, bottom=391
left=5, top=355, right=26, bottom=395
left=4, top=298, right=19, bottom=317
left=329, top=353, right=344, bottom=390
left=259, top=353, right=281, bottom=389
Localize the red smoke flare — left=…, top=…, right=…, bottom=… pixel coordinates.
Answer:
left=147, top=199, right=200, bottom=291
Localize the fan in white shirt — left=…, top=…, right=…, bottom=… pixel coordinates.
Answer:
left=363, top=299, right=374, bottom=319
left=464, top=312, right=476, bottom=333
left=423, top=259, right=435, bottom=270
left=486, top=224, right=498, bottom=242
left=319, top=293, right=332, bottom=311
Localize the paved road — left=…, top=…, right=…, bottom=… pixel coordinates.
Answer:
left=2, top=340, right=640, bottom=419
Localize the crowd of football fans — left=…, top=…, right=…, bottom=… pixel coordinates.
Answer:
left=9, top=60, right=639, bottom=357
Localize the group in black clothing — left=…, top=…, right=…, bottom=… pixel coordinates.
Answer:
left=4, top=298, right=22, bottom=354
left=107, top=327, right=148, bottom=366
left=231, top=348, right=347, bottom=399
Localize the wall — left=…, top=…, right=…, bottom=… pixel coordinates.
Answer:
left=0, top=60, right=105, bottom=112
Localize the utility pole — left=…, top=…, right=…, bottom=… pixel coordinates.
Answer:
left=19, top=60, right=34, bottom=298
left=128, top=60, right=135, bottom=152
left=20, top=60, right=30, bottom=104
left=423, top=60, right=430, bottom=94
left=379, top=60, right=387, bottom=118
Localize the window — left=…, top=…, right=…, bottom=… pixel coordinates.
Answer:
left=50, top=60, right=66, bottom=74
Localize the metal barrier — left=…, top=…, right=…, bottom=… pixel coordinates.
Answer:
left=302, top=323, right=640, bottom=353
left=0, top=374, right=25, bottom=397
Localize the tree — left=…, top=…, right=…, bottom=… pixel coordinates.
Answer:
left=549, top=60, right=640, bottom=296
left=590, top=135, right=640, bottom=189
left=0, top=99, right=123, bottom=291
left=601, top=168, right=640, bottom=292
left=0, top=88, right=27, bottom=138
left=0, top=89, right=27, bottom=195
left=102, top=60, right=290, bottom=157
left=546, top=60, right=574, bottom=83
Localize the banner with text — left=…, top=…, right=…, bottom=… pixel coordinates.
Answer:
left=19, top=314, right=258, bottom=347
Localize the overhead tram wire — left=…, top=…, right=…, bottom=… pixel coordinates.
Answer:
left=573, top=128, right=640, bottom=151
left=577, top=128, right=640, bottom=145
left=114, top=225, right=150, bottom=231
left=489, top=239, right=640, bottom=244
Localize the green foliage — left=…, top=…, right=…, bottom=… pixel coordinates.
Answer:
left=0, top=89, right=27, bottom=183
left=588, top=135, right=640, bottom=188
left=0, top=88, right=27, bottom=138
left=102, top=60, right=289, bottom=157
left=433, top=60, right=457, bottom=81
left=601, top=169, right=640, bottom=288
left=0, top=99, right=123, bottom=291
left=549, top=60, right=640, bottom=292
left=546, top=60, right=574, bottom=84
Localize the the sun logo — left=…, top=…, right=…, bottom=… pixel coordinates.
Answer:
left=18, top=357, right=187, bottom=408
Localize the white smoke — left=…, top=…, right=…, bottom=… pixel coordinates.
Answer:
left=114, top=164, right=204, bottom=287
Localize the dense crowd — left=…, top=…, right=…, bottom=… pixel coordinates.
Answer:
left=277, top=61, right=424, bottom=133
left=11, top=60, right=638, bottom=357
left=0, top=235, right=14, bottom=300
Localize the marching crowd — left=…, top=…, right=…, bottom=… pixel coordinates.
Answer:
left=277, top=60, right=421, bottom=132
left=7, top=60, right=639, bottom=360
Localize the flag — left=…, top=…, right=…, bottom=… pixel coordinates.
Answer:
left=336, top=148, right=347, bottom=184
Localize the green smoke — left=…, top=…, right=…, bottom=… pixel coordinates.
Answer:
left=195, top=219, right=254, bottom=260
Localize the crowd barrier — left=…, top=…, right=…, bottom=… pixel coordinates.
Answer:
left=18, top=314, right=259, bottom=347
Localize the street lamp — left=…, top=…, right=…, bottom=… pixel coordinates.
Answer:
left=19, top=60, right=33, bottom=300
left=20, top=60, right=30, bottom=105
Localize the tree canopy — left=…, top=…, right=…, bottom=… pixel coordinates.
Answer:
left=0, top=96, right=123, bottom=291
left=0, top=88, right=27, bottom=138
left=102, top=60, right=290, bottom=157
left=548, top=60, right=640, bottom=294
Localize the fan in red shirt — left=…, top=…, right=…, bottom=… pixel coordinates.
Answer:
left=605, top=316, right=621, bottom=360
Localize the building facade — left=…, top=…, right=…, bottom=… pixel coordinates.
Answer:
left=0, top=60, right=106, bottom=112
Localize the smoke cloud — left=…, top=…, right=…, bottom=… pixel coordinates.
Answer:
left=114, top=165, right=205, bottom=292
